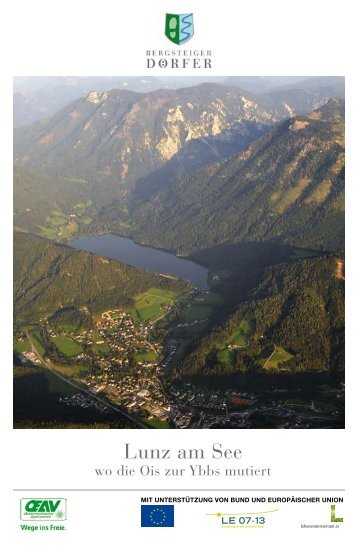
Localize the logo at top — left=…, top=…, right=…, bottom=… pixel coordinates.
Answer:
left=165, top=13, right=194, bottom=45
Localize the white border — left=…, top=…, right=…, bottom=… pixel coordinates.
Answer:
left=1, top=0, right=356, bottom=542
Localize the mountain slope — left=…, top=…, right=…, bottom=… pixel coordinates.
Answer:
left=14, top=232, right=189, bottom=325
left=178, top=255, right=344, bottom=378
left=14, top=82, right=345, bottom=246
left=14, top=84, right=276, bottom=187
left=13, top=166, right=97, bottom=239
left=129, top=99, right=345, bottom=254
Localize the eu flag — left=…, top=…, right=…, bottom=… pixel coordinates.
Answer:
left=141, top=505, right=174, bottom=527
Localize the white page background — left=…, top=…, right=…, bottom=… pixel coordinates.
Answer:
left=0, top=1, right=356, bottom=543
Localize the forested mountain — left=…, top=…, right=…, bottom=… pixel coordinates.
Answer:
left=14, top=232, right=189, bottom=325
left=178, top=255, right=344, bottom=378
left=13, top=81, right=345, bottom=246
left=12, top=84, right=279, bottom=241
left=129, top=99, right=344, bottom=254
left=13, top=166, right=96, bottom=237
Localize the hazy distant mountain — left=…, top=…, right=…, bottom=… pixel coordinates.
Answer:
left=13, top=77, right=165, bottom=127
left=223, top=76, right=311, bottom=93
left=258, top=77, right=344, bottom=118
left=224, top=76, right=344, bottom=96
left=14, top=76, right=343, bottom=128
left=278, top=76, right=345, bottom=95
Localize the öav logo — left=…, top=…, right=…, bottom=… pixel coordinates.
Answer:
left=165, top=13, right=194, bottom=45
left=20, top=498, right=67, bottom=521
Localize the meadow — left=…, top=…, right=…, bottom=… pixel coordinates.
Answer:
left=53, top=335, right=83, bottom=357
left=129, top=288, right=177, bottom=323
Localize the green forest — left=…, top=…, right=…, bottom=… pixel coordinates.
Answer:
left=128, top=100, right=345, bottom=255
left=14, top=232, right=190, bottom=327
left=176, top=256, right=344, bottom=380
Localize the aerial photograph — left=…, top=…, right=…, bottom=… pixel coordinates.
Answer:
left=13, top=76, right=345, bottom=429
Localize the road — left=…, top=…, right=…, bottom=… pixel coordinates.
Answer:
left=25, top=333, right=148, bottom=429
left=152, top=307, right=174, bottom=324
left=152, top=287, right=197, bottom=324
left=336, top=258, right=345, bottom=281
left=101, top=309, right=122, bottom=326
left=263, top=344, right=277, bottom=369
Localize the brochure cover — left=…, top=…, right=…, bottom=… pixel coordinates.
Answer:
left=1, top=0, right=355, bottom=543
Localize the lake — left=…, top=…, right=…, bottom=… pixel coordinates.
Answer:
left=69, top=234, right=209, bottom=289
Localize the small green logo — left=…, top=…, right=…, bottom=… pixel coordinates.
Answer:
left=20, top=498, right=67, bottom=521
left=165, top=13, right=194, bottom=45
left=331, top=504, right=343, bottom=523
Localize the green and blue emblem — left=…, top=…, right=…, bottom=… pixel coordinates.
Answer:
left=165, top=13, right=194, bottom=45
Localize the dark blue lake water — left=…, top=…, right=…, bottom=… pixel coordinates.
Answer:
left=70, top=234, right=209, bottom=289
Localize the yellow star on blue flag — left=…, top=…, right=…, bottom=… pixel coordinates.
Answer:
left=141, top=505, right=174, bottom=527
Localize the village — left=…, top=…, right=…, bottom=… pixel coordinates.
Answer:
left=15, top=304, right=344, bottom=429
left=16, top=305, right=259, bottom=428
